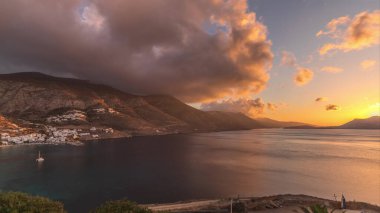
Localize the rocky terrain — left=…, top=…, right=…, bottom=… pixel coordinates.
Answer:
left=0, top=72, right=263, bottom=145
left=145, top=194, right=380, bottom=212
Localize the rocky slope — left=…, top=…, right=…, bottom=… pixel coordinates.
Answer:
left=0, top=72, right=263, bottom=144
left=0, top=115, right=19, bottom=130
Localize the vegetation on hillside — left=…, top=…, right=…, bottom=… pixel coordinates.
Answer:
left=0, top=191, right=66, bottom=213
left=89, top=199, right=152, bottom=213
left=298, top=204, right=339, bottom=213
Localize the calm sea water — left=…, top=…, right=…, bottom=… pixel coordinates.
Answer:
left=0, top=129, right=379, bottom=212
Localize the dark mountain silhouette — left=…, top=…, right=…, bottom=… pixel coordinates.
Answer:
left=255, top=117, right=309, bottom=128
left=286, top=116, right=380, bottom=129
left=338, top=116, right=380, bottom=129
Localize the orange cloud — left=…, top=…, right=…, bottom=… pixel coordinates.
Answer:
left=316, top=16, right=350, bottom=38
left=294, top=67, right=314, bottom=86
left=281, top=51, right=297, bottom=67
left=267, top=102, right=278, bottom=111
left=318, top=10, right=380, bottom=55
left=315, top=97, right=328, bottom=102
left=200, top=98, right=279, bottom=117
left=325, top=104, right=340, bottom=111
left=360, top=59, right=377, bottom=70
left=321, top=66, right=343, bottom=73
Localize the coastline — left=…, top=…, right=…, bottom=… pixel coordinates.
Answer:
left=143, top=194, right=380, bottom=212
left=2, top=127, right=380, bottom=148
left=0, top=127, right=259, bottom=148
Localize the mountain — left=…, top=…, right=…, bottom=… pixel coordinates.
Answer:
left=0, top=72, right=263, bottom=141
left=338, top=116, right=380, bottom=129
left=286, top=116, right=380, bottom=129
left=255, top=117, right=309, bottom=128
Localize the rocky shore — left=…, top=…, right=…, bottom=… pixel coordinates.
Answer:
left=144, top=194, right=380, bottom=213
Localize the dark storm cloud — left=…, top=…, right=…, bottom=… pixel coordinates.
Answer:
left=0, top=0, right=273, bottom=102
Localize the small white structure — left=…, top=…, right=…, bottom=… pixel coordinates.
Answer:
left=79, top=132, right=90, bottom=136
left=46, top=110, right=87, bottom=123
left=104, top=128, right=114, bottom=134
left=93, top=108, right=106, bottom=113
left=36, top=151, right=44, bottom=162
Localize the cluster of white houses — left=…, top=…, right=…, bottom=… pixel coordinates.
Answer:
left=93, top=107, right=119, bottom=114
left=0, top=126, right=114, bottom=145
left=46, top=110, right=87, bottom=123
left=1, top=133, right=46, bottom=144
left=45, top=108, right=119, bottom=124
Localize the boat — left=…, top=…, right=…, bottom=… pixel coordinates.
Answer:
left=36, top=151, right=44, bottom=162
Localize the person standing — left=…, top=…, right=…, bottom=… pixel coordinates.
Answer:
left=341, top=194, right=346, bottom=209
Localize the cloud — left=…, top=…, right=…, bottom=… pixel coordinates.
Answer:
left=266, top=102, right=278, bottom=111
left=294, top=67, right=314, bottom=86
left=360, top=59, right=377, bottom=70
left=280, top=51, right=314, bottom=86
left=80, top=4, right=105, bottom=31
left=318, top=10, right=380, bottom=55
left=316, top=16, right=350, bottom=38
left=200, top=98, right=279, bottom=117
left=281, top=51, right=297, bottom=67
left=315, top=97, right=328, bottom=102
left=325, top=104, right=340, bottom=111
left=0, top=0, right=273, bottom=102
left=321, top=66, right=343, bottom=73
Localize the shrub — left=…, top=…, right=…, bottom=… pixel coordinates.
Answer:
left=90, top=199, right=152, bottom=213
left=232, top=201, right=246, bottom=213
left=298, top=204, right=338, bottom=213
left=0, top=191, right=66, bottom=213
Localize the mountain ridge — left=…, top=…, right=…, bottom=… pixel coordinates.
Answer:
left=1, top=72, right=377, bottom=146
left=0, top=72, right=265, bottom=144
left=286, top=116, right=380, bottom=129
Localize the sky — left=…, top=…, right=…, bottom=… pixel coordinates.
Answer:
left=246, top=0, right=380, bottom=125
left=0, top=0, right=379, bottom=126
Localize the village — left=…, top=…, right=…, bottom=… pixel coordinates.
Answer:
left=46, top=110, right=87, bottom=124
left=0, top=107, right=121, bottom=146
left=0, top=125, right=115, bottom=146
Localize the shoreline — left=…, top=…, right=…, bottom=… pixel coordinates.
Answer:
left=0, top=128, right=258, bottom=148
left=143, top=194, right=380, bottom=212
left=2, top=128, right=379, bottom=148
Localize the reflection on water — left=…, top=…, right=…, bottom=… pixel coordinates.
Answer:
left=0, top=129, right=379, bottom=212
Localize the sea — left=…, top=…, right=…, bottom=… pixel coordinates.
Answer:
left=1, top=129, right=379, bottom=212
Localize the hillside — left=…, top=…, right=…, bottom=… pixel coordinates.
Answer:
left=255, top=117, right=309, bottom=128
left=286, top=116, right=380, bottom=129
left=338, top=116, right=380, bottom=129
left=0, top=72, right=263, bottom=144
left=0, top=115, right=19, bottom=130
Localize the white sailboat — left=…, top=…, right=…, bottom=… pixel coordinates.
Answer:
left=36, top=151, right=44, bottom=162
